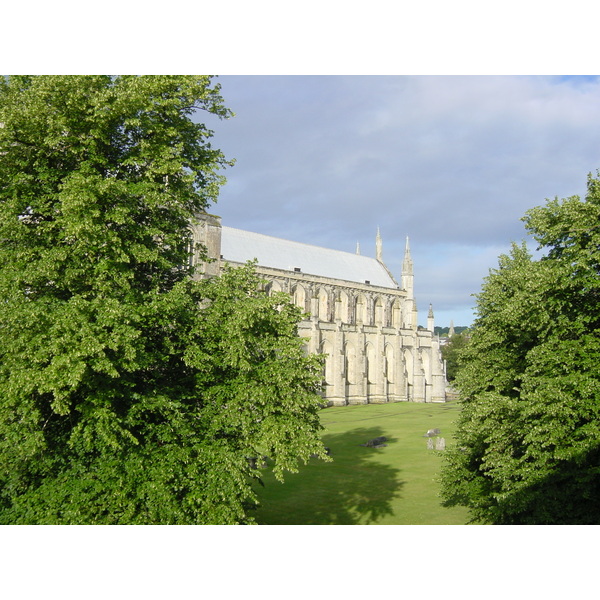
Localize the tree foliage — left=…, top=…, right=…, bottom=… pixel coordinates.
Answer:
left=440, top=332, right=470, bottom=381
left=440, top=173, right=600, bottom=524
left=0, top=75, right=328, bottom=524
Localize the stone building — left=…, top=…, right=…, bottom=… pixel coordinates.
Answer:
left=192, top=213, right=446, bottom=405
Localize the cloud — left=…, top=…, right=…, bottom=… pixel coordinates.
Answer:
left=203, top=75, right=600, bottom=326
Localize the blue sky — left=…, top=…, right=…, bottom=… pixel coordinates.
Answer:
left=7, top=3, right=598, bottom=330
left=201, top=75, right=600, bottom=327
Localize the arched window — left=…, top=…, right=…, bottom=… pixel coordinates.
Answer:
left=318, top=288, right=329, bottom=321
left=338, top=290, right=349, bottom=323
left=267, top=280, right=282, bottom=296
left=292, top=284, right=307, bottom=312
left=374, top=297, right=384, bottom=325
left=392, top=298, right=402, bottom=328
left=355, top=294, right=368, bottom=324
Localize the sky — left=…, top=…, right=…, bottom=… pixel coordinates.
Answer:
left=7, top=4, right=599, bottom=331
left=199, top=75, right=600, bottom=328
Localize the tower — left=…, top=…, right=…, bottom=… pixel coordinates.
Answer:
left=191, top=212, right=222, bottom=278
left=427, top=303, right=435, bottom=333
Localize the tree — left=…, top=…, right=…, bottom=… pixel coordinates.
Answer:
left=440, top=173, right=600, bottom=524
left=440, top=332, right=470, bottom=381
left=0, top=75, right=328, bottom=524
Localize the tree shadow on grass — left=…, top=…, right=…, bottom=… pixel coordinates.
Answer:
left=255, top=426, right=404, bottom=525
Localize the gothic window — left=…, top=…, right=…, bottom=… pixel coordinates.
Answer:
left=267, top=280, right=283, bottom=296
left=355, top=294, right=368, bottom=324
left=293, top=284, right=307, bottom=312
left=392, top=298, right=402, bottom=328
left=318, top=288, right=329, bottom=321
left=384, top=298, right=394, bottom=327
left=374, top=296, right=384, bottom=326
left=365, top=296, right=373, bottom=325
left=337, top=290, right=349, bottom=323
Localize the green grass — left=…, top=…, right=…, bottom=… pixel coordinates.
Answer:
left=252, top=401, right=470, bottom=525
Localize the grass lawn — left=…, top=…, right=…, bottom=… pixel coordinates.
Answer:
left=251, top=400, right=470, bottom=525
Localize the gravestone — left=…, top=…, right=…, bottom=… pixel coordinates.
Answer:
left=424, top=428, right=441, bottom=437
left=247, top=455, right=268, bottom=468
left=427, top=438, right=434, bottom=450
left=435, top=437, right=446, bottom=451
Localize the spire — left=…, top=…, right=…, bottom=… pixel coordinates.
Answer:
left=449, top=320, right=455, bottom=337
left=428, top=303, right=434, bottom=318
left=402, top=236, right=412, bottom=275
left=401, top=236, right=414, bottom=298
left=376, top=227, right=382, bottom=261
left=427, top=304, right=435, bottom=333
left=356, top=241, right=361, bottom=255
left=402, top=237, right=413, bottom=274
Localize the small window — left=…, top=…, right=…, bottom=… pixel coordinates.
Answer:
left=365, top=280, right=370, bottom=284
left=294, top=267, right=301, bottom=272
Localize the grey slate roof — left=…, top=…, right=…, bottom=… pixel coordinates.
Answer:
left=221, top=226, right=399, bottom=289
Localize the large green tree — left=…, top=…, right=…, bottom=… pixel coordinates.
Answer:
left=440, top=173, right=600, bottom=524
left=0, top=75, right=328, bottom=524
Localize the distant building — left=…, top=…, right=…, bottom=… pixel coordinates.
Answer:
left=192, top=213, right=446, bottom=405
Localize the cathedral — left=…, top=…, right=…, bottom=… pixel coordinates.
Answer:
left=192, top=213, right=447, bottom=406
